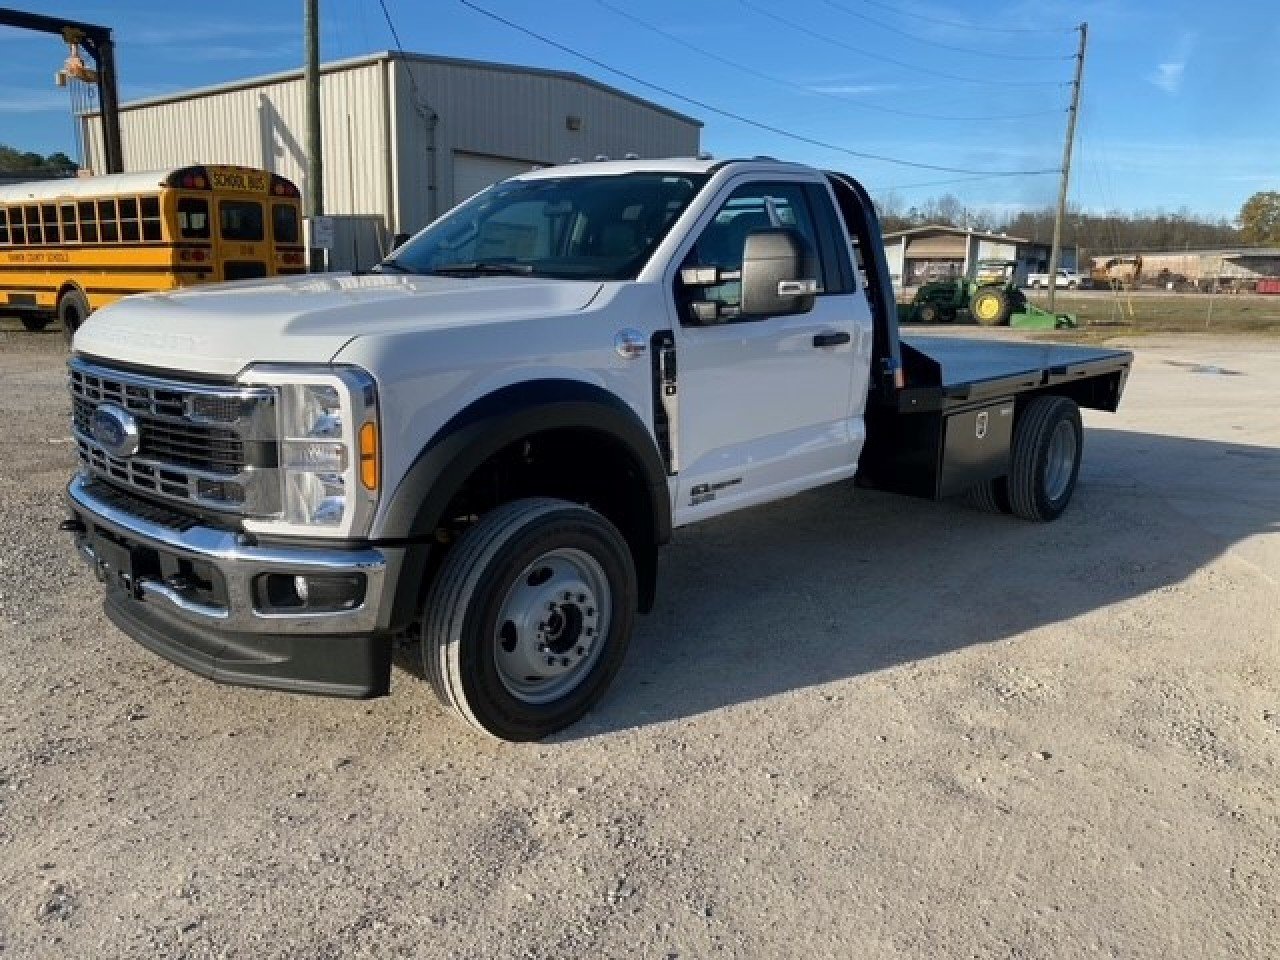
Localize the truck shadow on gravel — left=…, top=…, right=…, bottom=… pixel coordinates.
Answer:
left=556, top=428, right=1279, bottom=739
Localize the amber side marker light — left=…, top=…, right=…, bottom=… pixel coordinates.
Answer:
left=359, top=422, right=380, bottom=491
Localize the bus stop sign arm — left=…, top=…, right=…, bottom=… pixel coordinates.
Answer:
left=0, top=7, right=123, bottom=174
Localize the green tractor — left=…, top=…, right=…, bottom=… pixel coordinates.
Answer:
left=903, top=259, right=1025, bottom=326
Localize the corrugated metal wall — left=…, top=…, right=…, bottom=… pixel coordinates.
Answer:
left=83, top=54, right=702, bottom=237
left=83, top=61, right=393, bottom=225
left=393, top=57, right=701, bottom=231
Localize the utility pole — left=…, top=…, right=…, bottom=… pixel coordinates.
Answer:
left=1047, top=21, right=1087, bottom=313
left=304, top=0, right=323, bottom=219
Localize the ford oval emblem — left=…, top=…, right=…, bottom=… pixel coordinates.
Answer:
left=90, top=403, right=141, bottom=458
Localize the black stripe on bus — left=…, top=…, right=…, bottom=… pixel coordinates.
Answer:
left=0, top=241, right=214, bottom=252
left=0, top=264, right=213, bottom=276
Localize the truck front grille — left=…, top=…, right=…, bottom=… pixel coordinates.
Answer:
left=69, top=359, right=279, bottom=516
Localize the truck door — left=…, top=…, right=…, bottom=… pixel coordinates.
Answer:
left=666, top=178, right=874, bottom=524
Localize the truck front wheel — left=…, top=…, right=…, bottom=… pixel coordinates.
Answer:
left=1007, top=396, right=1082, bottom=522
left=420, top=498, right=637, bottom=741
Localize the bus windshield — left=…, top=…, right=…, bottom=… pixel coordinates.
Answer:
left=383, top=172, right=709, bottom=281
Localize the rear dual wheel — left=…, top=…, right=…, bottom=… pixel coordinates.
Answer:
left=421, top=498, right=637, bottom=741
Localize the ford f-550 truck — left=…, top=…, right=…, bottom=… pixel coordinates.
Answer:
left=63, top=159, right=1132, bottom=740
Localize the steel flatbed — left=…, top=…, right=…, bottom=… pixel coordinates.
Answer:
left=896, top=336, right=1133, bottom=414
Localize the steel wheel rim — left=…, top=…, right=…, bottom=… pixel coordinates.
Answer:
left=1044, top=419, right=1077, bottom=501
left=493, top=547, right=611, bottom=705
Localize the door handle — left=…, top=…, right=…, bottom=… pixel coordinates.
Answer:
left=812, top=331, right=851, bottom=348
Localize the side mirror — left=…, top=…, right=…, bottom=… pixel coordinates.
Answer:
left=740, top=228, right=819, bottom=317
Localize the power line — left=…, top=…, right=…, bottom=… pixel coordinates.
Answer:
left=593, top=0, right=1066, bottom=122
left=375, top=0, right=407, bottom=50
left=873, top=173, right=1038, bottom=191
left=856, top=0, right=1076, bottom=36
left=457, top=0, right=1061, bottom=178
left=738, top=0, right=1069, bottom=86
left=814, top=0, right=1073, bottom=61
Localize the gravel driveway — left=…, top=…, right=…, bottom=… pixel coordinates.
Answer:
left=1, top=323, right=1276, bottom=959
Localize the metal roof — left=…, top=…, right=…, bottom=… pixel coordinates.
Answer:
left=88, top=51, right=702, bottom=128
left=883, top=224, right=1030, bottom=245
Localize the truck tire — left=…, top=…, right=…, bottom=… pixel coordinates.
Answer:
left=58, top=289, right=90, bottom=346
left=965, top=477, right=1010, bottom=514
left=21, top=314, right=52, bottom=332
left=1007, top=396, right=1082, bottom=522
left=970, top=288, right=1008, bottom=326
left=420, top=497, right=637, bottom=741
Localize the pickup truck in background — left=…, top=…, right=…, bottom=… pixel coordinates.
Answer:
left=63, top=158, right=1132, bottom=741
left=1027, top=268, right=1087, bottom=289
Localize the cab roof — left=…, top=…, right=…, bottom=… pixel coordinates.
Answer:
left=513, top=157, right=826, bottom=181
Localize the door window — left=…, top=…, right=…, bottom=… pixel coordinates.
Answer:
left=681, top=181, right=823, bottom=321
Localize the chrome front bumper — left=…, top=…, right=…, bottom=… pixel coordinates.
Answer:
left=65, top=473, right=408, bottom=698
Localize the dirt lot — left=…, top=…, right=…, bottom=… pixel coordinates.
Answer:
left=1, top=322, right=1276, bottom=959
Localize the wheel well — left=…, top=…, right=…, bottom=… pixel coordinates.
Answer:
left=428, top=427, right=661, bottom=613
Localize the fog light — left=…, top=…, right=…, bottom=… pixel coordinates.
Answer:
left=256, top=573, right=366, bottom=613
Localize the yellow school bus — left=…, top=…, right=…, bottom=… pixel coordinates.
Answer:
left=0, top=164, right=304, bottom=339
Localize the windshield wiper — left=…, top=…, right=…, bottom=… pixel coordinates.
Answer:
left=426, top=262, right=535, bottom=277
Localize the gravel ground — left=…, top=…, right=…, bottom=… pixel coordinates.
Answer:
left=0, top=322, right=1276, bottom=959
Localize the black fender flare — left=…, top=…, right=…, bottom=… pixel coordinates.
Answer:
left=380, top=379, right=671, bottom=622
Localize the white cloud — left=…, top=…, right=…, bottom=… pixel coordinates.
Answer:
left=1149, top=31, right=1194, bottom=94
left=809, top=83, right=903, bottom=96
left=1150, top=60, right=1185, bottom=94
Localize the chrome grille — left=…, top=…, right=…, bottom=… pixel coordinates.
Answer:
left=69, top=358, right=279, bottom=516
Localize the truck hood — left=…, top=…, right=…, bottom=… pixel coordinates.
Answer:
left=73, top=273, right=605, bottom=377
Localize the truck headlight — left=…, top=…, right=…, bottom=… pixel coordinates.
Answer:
left=238, top=365, right=380, bottom=538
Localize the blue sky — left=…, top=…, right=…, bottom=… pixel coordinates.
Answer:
left=2, top=0, right=1276, bottom=220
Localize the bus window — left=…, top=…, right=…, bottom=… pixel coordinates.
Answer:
left=97, top=199, right=119, bottom=243
left=220, top=200, right=264, bottom=242
left=61, top=203, right=78, bottom=243
left=119, top=197, right=140, bottom=242
left=41, top=204, right=60, bottom=244
left=178, top=197, right=210, bottom=239
left=0, top=208, right=8, bottom=245
left=25, top=205, right=42, bottom=244
left=272, top=203, right=300, bottom=244
left=141, top=196, right=162, bottom=241
left=78, top=201, right=98, bottom=243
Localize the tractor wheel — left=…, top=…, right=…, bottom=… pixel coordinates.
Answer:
left=971, top=288, right=1009, bottom=326
left=917, top=303, right=941, bottom=324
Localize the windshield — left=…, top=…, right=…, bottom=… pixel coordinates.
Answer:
left=383, top=172, right=709, bottom=281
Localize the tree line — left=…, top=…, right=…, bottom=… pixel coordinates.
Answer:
left=0, top=144, right=77, bottom=176
left=874, top=190, right=1280, bottom=254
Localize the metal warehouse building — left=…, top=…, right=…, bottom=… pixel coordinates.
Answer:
left=82, top=51, right=701, bottom=243
left=883, top=225, right=1078, bottom=289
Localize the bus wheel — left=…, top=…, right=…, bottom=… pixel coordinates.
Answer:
left=58, top=290, right=90, bottom=346
left=21, top=315, right=52, bottom=332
